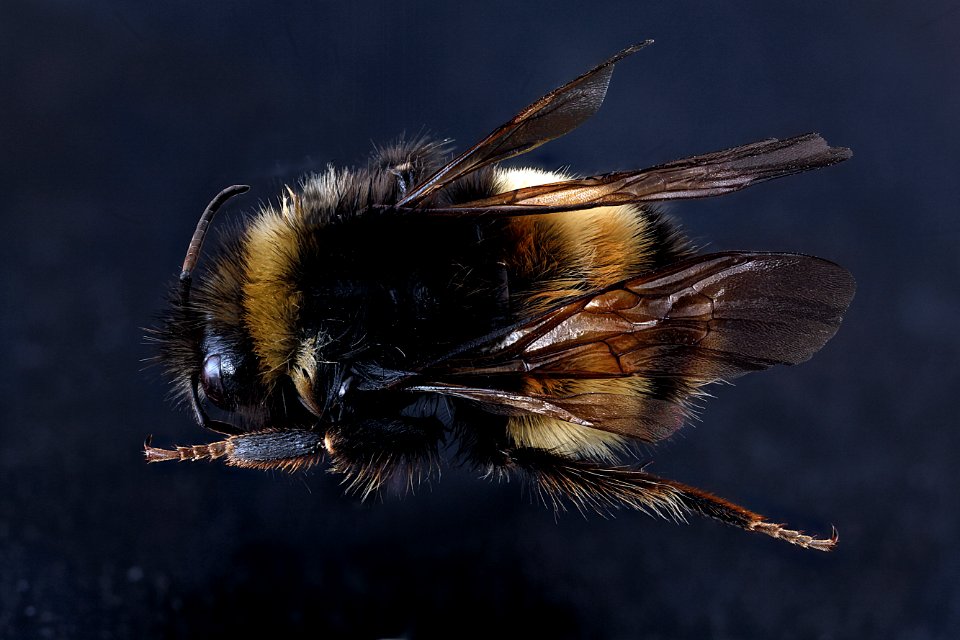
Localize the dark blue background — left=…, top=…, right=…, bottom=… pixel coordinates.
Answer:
left=2, top=1, right=958, bottom=638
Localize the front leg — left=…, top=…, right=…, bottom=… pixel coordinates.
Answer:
left=145, top=417, right=444, bottom=500
left=144, top=429, right=325, bottom=472
left=323, top=417, right=444, bottom=499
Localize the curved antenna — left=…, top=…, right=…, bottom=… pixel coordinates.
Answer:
left=179, top=184, right=250, bottom=303
left=174, top=185, right=249, bottom=433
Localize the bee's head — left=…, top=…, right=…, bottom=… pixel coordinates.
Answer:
left=155, top=288, right=263, bottom=416
left=153, top=186, right=299, bottom=432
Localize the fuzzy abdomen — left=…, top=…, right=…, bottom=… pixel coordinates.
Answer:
left=493, top=167, right=692, bottom=459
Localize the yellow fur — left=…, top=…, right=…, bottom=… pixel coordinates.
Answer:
left=508, top=378, right=654, bottom=460
left=495, top=168, right=658, bottom=460
left=242, top=203, right=304, bottom=384
left=495, top=168, right=655, bottom=315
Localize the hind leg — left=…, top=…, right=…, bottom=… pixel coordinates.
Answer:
left=465, top=441, right=837, bottom=552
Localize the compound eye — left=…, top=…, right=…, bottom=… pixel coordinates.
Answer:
left=200, top=353, right=228, bottom=408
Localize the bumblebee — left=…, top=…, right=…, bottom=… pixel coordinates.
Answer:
left=147, top=42, right=854, bottom=551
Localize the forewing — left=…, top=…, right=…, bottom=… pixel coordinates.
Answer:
left=412, top=134, right=852, bottom=216
left=405, top=252, right=855, bottom=440
left=443, top=252, right=855, bottom=378
left=396, top=42, right=651, bottom=207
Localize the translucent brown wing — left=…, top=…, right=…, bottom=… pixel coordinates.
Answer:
left=396, top=41, right=652, bottom=207
left=400, top=382, right=688, bottom=442
left=412, top=134, right=852, bottom=216
left=401, top=252, right=856, bottom=441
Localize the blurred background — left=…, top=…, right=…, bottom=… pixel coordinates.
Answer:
left=1, top=1, right=957, bottom=638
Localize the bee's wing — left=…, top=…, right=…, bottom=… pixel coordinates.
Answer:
left=402, top=252, right=855, bottom=442
left=396, top=42, right=652, bottom=207
left=400, top=382, right=691, bottom=443
left=412, top=134, right=851, bottom=216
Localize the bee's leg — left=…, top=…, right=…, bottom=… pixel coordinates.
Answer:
left=323, top=418, right=445, bottom=500
left=476, top=445, right=837, bottom=552
left=143, top=429, right=325, bottom=473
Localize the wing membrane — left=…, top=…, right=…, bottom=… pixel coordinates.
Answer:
left=401, top=253, right=855, bottom=440
left=404, top=383, right=688, bottom=442
left=414, top=134, right=852, bottom=216
left=396, top=42, right=652, bottom=207
left=439, top=252, right=855, bottom=379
